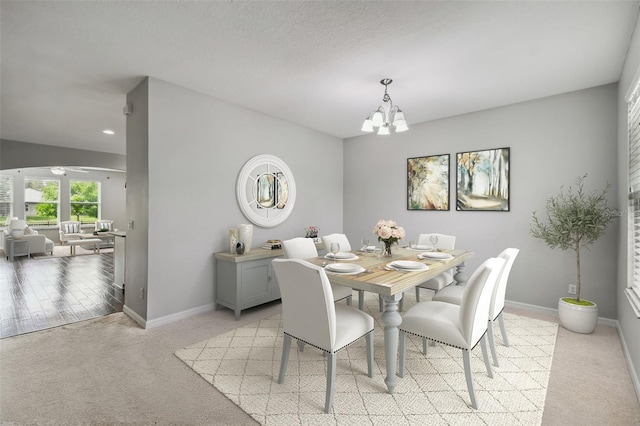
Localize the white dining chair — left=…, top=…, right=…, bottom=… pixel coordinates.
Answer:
left=432, top=248, right=520, bottom=367
left=398, top=257, right=505, bottom=409
left=321, top=233, right=366, bottom=310
left=272, top=258, right=374, bottom=413
left=415, top=233, right=457, bottom=300
left=282, top=237, right=353, bottom=306
left=379, top=232, right=457, bottom=313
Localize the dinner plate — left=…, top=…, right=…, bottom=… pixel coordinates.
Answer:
left=325, top=252, right=359, bottom=260
left=419, top=252, right=454, bottom=260
left=325, top=263, right=365, bottom=274
left=388, top=260, right=428, bottom=271
left=408, top=245, right=434, bottom=251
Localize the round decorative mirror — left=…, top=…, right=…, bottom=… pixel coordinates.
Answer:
left=236, top=154, right=296, bottom=228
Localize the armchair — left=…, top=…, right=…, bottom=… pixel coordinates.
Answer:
left=95, top=220, right=114, bottom=232
left=59, top=221, right=84, bottom=245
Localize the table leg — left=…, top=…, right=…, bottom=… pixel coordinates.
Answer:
left=380, top=293, right=403, bottom=394
left=453, top=261, right=469, bottom=285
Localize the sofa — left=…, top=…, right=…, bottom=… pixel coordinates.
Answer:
left=3, top=229, right=54, bottom=258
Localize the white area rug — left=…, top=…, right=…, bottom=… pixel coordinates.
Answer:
left=175, top=293, right=557, bottom=425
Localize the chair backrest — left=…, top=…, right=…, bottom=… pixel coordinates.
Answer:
left=59, top=221, right=82, bottom=234
left=459, top=257, right=505, bottom=347
left=417, top=233, right=456, bottom=250
left=282, top=237, right=318, bottom=259
left=490, top=248, right=520, bottom=319
left=95, top=220, right=114, bottom=231
left=321, top=233, right=352, bottom=252
left=272, top=258, right=336, bottom=351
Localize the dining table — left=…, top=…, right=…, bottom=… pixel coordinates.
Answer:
left=307, top=246, right=474, bottom=394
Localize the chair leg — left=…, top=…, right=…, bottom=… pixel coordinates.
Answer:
left=415, top=286, right=421, bottom=302
left=423, top=337, right=428, bottom=355
left=325, top=352, right=336, bottom=413
left=480, top=335, right=494, bottom=378
left=378, top=295, right=384, bottom=312
left=462, top=349, right=479, bottom=409
left=365, top=332, right=374, bottom=378
left=487, top=319, right=499, bottom=367
left=346, top=295, right=353, bottom=306
left=398, top=330, right=406, bottom=378
left=399, top=294, right=404, bottom=312
left=297, top=340, right=305, bottom=352
left=498, top=312, right=510, bottom=347
left=278, top=335, right=292, bottom=384
left=358, top=290, right=365, bottom=311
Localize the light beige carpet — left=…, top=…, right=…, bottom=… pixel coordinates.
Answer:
left=176, top=293, right=558, bottom=425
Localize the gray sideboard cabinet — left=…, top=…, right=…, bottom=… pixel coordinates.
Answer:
left=214, top=249, right=283, bottom=320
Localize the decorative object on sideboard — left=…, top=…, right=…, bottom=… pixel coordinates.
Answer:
left=530, top=174, right=616, bottom=334
left=373, top=219, right=405, bottom=257
left=305, top=225, right=319, bottom=238
left=235, top=242, right=245, bottom=255
left=229, top=228, right=238, bottom=254
left=361, top=78, right=409, bottom=135
left=238, top=223, right=253, bottom=254
left=262, top=240, right=282, bottom=250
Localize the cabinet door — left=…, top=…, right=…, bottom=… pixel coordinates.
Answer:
left=268, top=263, right=281, bottom=299
left=240, top=261, right=271, bottom=308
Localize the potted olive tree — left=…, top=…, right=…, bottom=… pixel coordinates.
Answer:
left=530, top=174, right=615, bottom=334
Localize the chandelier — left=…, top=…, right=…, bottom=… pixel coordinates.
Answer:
left=361, top=78, right=408, bottom=135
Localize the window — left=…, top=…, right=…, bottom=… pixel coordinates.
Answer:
left=70, top=180, right=100, bottom=224
left=0, top=175, right=13, bottom=224
left=25, top=178, right=59, bottom=226
left=627, top=79, right=640, bottom=316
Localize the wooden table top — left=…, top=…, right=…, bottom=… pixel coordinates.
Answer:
left=307, top=248, right=474, bottom=297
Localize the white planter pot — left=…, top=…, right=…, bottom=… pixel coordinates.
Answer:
left=557, top=297, right=598, bottom=334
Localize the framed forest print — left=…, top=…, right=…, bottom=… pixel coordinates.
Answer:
left=407, top=154, right=450, bottom=210
left=456, top=147, right=510, bottom=211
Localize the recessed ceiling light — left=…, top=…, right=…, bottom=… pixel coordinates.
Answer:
left=102, top=129, right=115, bottom=135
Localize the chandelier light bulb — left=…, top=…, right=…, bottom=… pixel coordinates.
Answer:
left=361, top=119, right=374, bottom=133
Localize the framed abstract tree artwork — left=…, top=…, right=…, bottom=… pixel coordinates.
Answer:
left=456, top=147, right=510, bottom=211
left=407, top=154, right=450, bottom=210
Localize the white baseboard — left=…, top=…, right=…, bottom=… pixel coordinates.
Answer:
left=505, top=299, right=617, bottom=327
left=144, top=303, right=216, bottom=329
left=123, top=305, right=146, bottom=328
left=616, top=320, right=640, bottom=404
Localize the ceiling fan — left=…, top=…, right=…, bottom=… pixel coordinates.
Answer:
left=47, top=166, right=89, bottom=175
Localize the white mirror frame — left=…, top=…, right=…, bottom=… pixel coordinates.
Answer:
left=236, top=154, right=296, bottom=228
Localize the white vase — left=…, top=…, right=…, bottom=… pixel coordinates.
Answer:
left=238, top=224, right=253, bottom=254
left=558, top=297, right=598, bottom=334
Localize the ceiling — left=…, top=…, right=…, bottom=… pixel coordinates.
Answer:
left=1, top=1, right=638, bottom=156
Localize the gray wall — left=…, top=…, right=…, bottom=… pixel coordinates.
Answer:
left=124, top=78, right=150, bottom=320
left=344, top=84, right=619, bottom=320
left=130, top=77, right=344, bottom=324
left=617, top=13, right=640, bottom=398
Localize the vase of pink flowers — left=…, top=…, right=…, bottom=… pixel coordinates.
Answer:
left=373, top=219, right=405, bottom=257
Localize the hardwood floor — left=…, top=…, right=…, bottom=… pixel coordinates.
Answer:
left=0, top=251, right=123, bottom=338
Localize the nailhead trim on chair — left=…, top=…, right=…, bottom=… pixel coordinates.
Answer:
left=400, top=329, right=488, bottom=352
left=284, top=330, right=374, bottom=354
